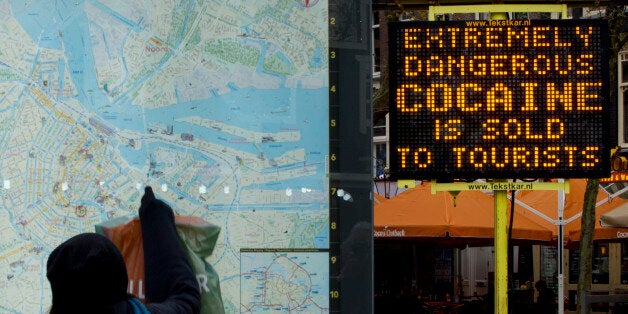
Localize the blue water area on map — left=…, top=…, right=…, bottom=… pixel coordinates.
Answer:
left=13, top=0, right=328, bottom=193
left=310, top=47, right=325, bottom=68
left=313, top=228, right=328, bottom=248
left=118, top=145, right=147, bottom=168
left=12, top=0, right=64, bottom=50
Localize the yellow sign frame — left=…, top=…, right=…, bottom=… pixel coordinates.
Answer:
left=430, top=179, right=571, bottom=193
left=428, top=4, right=567, bottom=20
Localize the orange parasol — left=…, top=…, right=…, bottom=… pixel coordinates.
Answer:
left=374, top=181, right=554, bottom=245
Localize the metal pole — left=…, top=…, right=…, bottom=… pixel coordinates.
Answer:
left=488, top=9, right=508, bottom=313
left=494, top=182, right=508, bottom=314
left=488, top=14, right=509, bottom=314
left=558, top=179, right=565, bottom=314
left=494, top=183, right=509, bottom=314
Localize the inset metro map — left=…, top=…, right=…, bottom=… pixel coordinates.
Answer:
left=240, top=249, right=329, bottom=313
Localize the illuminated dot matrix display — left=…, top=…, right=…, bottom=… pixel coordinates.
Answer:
left=388, top=19, right=612, bottom=180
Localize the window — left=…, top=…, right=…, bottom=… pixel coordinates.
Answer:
left=569, top=250, right=580, bottom=284
left=372, top=11, right=381, bottom=76
left=592, top=243, right=609, bottom=284
left=513, top=246, right=533, bottom=287
left=619, top=52, right=628, bottom=145
left=541, top=246, right=558, bottom=290
left=571, top=244, right=611, bottom=284
left=374, top=143, right=387, bottom=178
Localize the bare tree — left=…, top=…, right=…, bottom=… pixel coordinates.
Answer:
left=577, top=3, right=627, bottom=313
left=577, top=179, right=599, bottom=313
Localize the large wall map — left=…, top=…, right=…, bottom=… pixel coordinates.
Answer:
left=0, top=0, right=329, bottom=312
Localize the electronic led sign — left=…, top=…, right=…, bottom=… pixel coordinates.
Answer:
left=388, top=19, right=612, bottom=180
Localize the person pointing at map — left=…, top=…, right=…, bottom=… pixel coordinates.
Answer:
left=46, top=186, right=200, bottom=313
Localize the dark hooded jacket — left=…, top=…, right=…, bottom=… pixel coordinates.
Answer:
left=47, top=187, right=200, bottom=313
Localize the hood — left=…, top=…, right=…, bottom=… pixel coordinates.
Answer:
left=47, top=233, right=129, bottom=311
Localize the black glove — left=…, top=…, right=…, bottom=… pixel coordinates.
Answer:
left=140, top=186, right=174, bottom=222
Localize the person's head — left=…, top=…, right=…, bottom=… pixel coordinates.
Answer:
left=535, top=280, right=548, bottom=291
left=47, top=233, right=130, bottom=313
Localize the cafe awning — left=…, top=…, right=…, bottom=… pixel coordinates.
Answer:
left=374, top=181, right=554, bottom=244
left=600, top=203, right=628, bottom=228
left=511, top=179, right=628, bottom=244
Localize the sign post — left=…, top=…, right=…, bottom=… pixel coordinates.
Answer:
left=388, top=4, right=611, bottom=314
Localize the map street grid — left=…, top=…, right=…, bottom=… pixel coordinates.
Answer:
left=0, top=0, right=329, bottom=312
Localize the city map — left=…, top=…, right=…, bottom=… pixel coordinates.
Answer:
left=0, top=0, right=329, bottom=312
